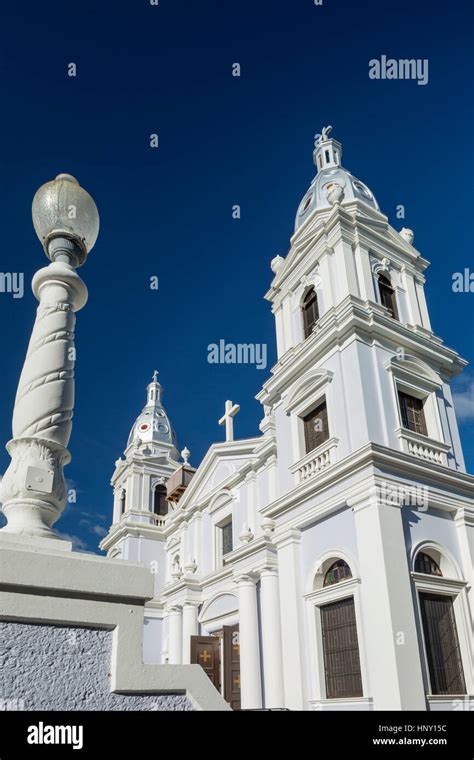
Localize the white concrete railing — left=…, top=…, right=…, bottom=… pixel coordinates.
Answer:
left=395, top=428, right=450, bottom=467
left=291, top=437, right=338, bottom=483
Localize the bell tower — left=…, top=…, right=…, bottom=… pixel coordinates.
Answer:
left=100, top=373, right=184, bottom=590
left=256, top=128, right=472, bottom=710
left=259, top=126, right=467, bottom=483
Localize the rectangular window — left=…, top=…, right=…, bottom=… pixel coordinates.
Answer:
left=302, top=289, right=320, bottom=339
left=398, top=391, right=428, bottom=436
left=221, top=519, right=233, bottom=556
left=303, top=399, right=329, bottom=453
left=378, top=278, right=399, bottom=320
left=419, top=593, right=466, bottom=695
left=153, top=485, right=168, bottom=516
left=321, top=597, right=363, bottom=699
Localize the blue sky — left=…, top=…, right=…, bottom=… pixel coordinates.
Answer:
left=0, top=0, right=472, bottom=552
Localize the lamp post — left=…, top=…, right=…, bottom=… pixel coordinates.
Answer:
left=0, top=173, right=99, bottom=542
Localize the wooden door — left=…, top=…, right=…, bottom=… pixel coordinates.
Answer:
left=190, top=636, right=221, bottom=691
left=223, top=624, right=241, bottom=710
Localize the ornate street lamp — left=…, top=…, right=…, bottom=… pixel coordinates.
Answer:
left=0, top=174, right=99, bottom=543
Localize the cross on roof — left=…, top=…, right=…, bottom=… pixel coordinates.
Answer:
left=218, top=400, right=240, bottom=442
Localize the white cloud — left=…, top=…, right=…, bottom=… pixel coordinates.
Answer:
left=58, top=532, right=90, bottom=552
left=78, top=516, right=107, bottom=537
left=91, top=524, right=107, bottom=537
left=453, top=380, right=474, bottom=422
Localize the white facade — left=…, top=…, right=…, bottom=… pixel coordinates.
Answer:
left=101, top=129, right=474, bottom=711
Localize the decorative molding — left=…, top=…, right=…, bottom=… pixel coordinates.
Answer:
left=284, top=369, right=334, bottom=414
left=371, top=256, right=391, bottom=276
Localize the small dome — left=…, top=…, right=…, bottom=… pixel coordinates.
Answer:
left=295, top=127, right=379, bottom=231
left=126, top=372, right=179, bottom=457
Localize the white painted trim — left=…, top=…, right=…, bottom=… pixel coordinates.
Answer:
left=303, top=548, right=360, bottom=594
left=199, top=590, right=239, bottom=626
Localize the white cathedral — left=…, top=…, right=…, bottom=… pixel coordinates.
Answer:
left=100, top=127, right=474, bottom=712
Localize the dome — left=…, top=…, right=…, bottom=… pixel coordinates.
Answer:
left=295, top=127, right=379, bottom=231
left=126, top=372, right=179, bottom=456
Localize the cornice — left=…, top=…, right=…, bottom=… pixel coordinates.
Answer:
left=266, top=201, right=423, bottom=302
left=100, top=518, right=166, bottom=552
left=256, top=296, right=467, bottom=407
left=165, top=436, right=277, bottom=526
left=261, top=442, right=474, bottom=521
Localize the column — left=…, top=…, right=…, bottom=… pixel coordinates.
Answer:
left=112, top=488, right=120, bottom=524
left=281, top=294, right=293, bottom=352
left=129, top=471, right=141, bottom=512
left=182, top=602, right=199, bottom=664
left=0, top=173, right=99, bottom=541
left=455, top=508, right=474, bottom=628
left=414, top=275, right=432, bottom=330
left=274, top=305, right=285, bottom=358
left=274, top=529, right=307, bottom=710
left=246, top=472, right=257, bottom=535
left=267, top=455, right=278, bottom=503
left=236, top=574, right=262, bottom=709
left=351, top=490, right=426, bottom=709
left=260, top=568, right=285, bottom=709
left=167, top=606, right=183, bottom=664
left=353, top=244, right=376, bottom=302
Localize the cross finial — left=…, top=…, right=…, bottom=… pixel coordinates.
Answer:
left=218, top=400, right=240, bottom=442
left=314, top=125, right=333, bottom=147
left=152, top=369, right=159, bottom=383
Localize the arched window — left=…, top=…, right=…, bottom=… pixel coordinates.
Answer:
left=302, top=287, right=320, bottom=339
left=323, top=559, right=352, bottom=586
left=317, top=558, right=362, bottom=698
left=378, top=274, right=398, bottom=320
left=413, top=549, right=466, bottom=695
left=153, top=483, right=168, bottom=516
left=120, top=489, right=126, bottom=514
left=415, top=551, right=442, bottom=576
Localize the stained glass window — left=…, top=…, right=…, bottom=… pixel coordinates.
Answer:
left=323, top=559, right=352, bottom=587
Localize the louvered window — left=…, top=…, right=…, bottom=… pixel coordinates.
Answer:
left=398, top=391, right=428, bottom=436
left=321, top=597, right=363, bottom=699
left=222, top=519, right=233, bottom=556
left=153, top=484, right=168, bottom=516
left=303, top=400, right=329, bottom=453
left=419, top=593, right=466, bottom=695
left=302, top=288, right=320, bottom=339
left=378, top=274, right=398, bottom=320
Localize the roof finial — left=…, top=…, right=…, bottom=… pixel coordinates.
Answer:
left=314, top=125, right=333, bottom=148
left=152, top=369, right=159, bottom=383
left=313, top=125, right=342, bottom=171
